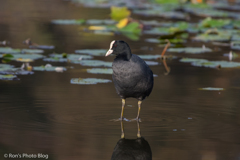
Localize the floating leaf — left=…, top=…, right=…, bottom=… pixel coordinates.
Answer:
left=211, top=2, right=240, bottom=11
left=0, top=74, right=18, bottom=80
left=0, top=63, right=14, bottom=70
left=0, top=47, right=21, bottom=54
left=43, top=53, right=93, bottom=62
left=119, top=22, right=141, bottom=34
left=232, top=35, right=240, bottom=41
left=231, top=41, right=240, bottom=50
left=145, top=61, right=159, bottom=66
left=121, top=32, right=140, bottom=41
left=199, top=17, right=231, bottom=28
left=145, top=38, right=186, bottom=44
left=180, top=58, right=240, bottom=68
left=183, top=4, right=236, bottom=18
left=88, top=26, right=107, bottom=30
left=33, top=65, right=67, bottom=72
left=110, top=6, right=131, bottom=21
left=155, top=0, right=179, bottom=4
left=10, top=53, right=45, bottom=61
left=86, top=19, right=116, bottom=25
left=199, top=87, right=225, bottom=91
left=70, top=78, right=112, bottom=85
left=116, top=18, right=129, bottom=29
left=92, top=30, right=114, bottom=35
left=73, top=60, right=112, bottom=67
left=140, top=20, right=163, bottom=26
left=194, top=30, right=231, bottom=42
left=75, top=49, right=107, bottom=56
left=51, top=19, right=85, bottom=25
left=139, top=55, right=161, bottom=60
left=2, top=54, right=14, bottom=58
left=167, top=47, right=212, bottom=54
left=16, top=58, right=33, bottom=62
left=143, top=27, right=185, bottom=36
left=145, top=38, right=161, bottom=43
left=86, top=68, right=113, bottom=74
left=22, top=49, right=44, bottom=54
left=133, top=9, right=188, bottom=20
left=29, top=45, right=55, bottom=49
left=233, top=20, right=240, bottom=29
left=0, top=67, right=33, bottom=75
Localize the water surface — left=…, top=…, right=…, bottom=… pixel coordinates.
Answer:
left=0, top=0, right=240, bottom=160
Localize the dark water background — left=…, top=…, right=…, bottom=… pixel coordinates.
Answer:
left=0, top=0, right=240, bottom=160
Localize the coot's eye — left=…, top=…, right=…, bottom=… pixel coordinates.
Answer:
left=114, top=44, right=117, bottom=47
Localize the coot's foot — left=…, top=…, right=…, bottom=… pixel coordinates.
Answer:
left=110, top=117, right=130, bottom=122
left=130, top=118, right=141, bottom=122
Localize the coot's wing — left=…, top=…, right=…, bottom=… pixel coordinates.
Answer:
left=112, top=54, right=153, bottom=97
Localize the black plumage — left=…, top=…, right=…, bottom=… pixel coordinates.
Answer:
left=105, top=40, right=154, bottom=120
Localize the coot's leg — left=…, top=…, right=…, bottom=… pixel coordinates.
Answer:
left=121, top=120, right=125, bottom=138
left=136, top=100, right=142, bottom=121
left=137, top=120, right=141, bottom=138
left=120, top=99, right=125, bottom=120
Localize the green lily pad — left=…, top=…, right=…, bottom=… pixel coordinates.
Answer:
left=86, top=68, right=113, bottom=74
left=86, top=19, right=116, bottom=25
left=194, top=30, right=231, bottom=42
left=110, top=6, right=131, bottom=21
left=199, top=87, right=225, bottom=91
left=10, top=53, right=45, bottom=61
left=0, top=64, right=14, bottom=70
left=0, top=74, right=18, bottom=80
left=180, top=58, right=240, bottom=68
left=22, top=49, right=44, bottom=54
left=133, top=9, right=188, bottom=20
left=0, top=67, right=34, bottom=75
left=121, top=32, right=140, bottom=41
left=233, top=20, right=240, bottom=29
left=145, top=61, right=159, bottom=66
left=232, top=35, right=240, bottom=41
left=75, top=49, right=107, bottom=56
left=140, top=20, right=163, bottom=26
left=0, top=63, right=32, bottom=74
left=73, top=60, right=112, bottom=67
left=33, top=65, right=67, bottom=72
left=139, top=55, right=161, bottom=60
left=0, top=47, right=21, bottom=54
left=2, top=53, right=14, bottom=58
left=43, top=53, right=93, bottom=62
left=119, top=22, right=141, bottom=34
left=51, top=19, right=85, bottom=25
left=180, top=58, right=208, bottom=63
left=199, top=17, right=231, bottom=28
left=155, top=0, right=179, bottom=4
left=231, top=41, right=240, bottom=50
left=70, top=78, right=112, bottom=85
left=211, top=2, right=240, bottom=11
left=145, top=38, right=186, bottom=44
left=145, top=38, right=161, bottom=43
left=143, top=27, right=186, bottom=36
left=168, top=47, right=212, bottom=54
left=29, top=45, right=55, bottom=49
left=183, top=4, right=236, bottom=18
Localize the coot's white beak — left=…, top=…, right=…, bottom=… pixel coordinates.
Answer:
left=105, top=40, right=115, bottom=57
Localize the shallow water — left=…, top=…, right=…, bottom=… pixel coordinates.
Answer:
left=0, top=0, right=240, bottom=160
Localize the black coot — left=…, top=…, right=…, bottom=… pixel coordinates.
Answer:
left=105, top=40, right=154, bottom=121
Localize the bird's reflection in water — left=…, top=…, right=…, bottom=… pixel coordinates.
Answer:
left=111, top=121, right=152, bottom=160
